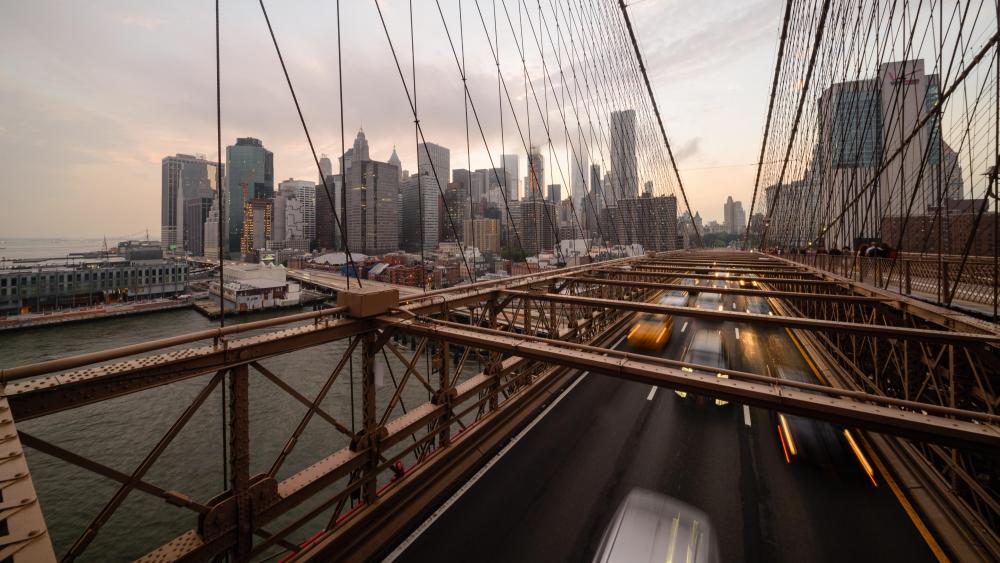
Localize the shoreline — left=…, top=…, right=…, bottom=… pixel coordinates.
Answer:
left=0, top=299, right=194, bottom=333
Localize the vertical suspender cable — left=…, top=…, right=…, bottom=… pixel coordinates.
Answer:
left=745, top=0, right=793, bottom=249
left=214, top=0, right=229, bottom=497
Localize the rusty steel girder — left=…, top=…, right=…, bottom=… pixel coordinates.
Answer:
left=5, top=249, right=1000, bottom=562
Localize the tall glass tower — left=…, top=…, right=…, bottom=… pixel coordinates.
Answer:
left=225, top=138, right=274, bottom=255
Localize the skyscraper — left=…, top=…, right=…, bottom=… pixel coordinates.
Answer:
left=585, top=164, right=604, bottom=237
left=807, top=59, right=946, bottom=248
left=724, top=196, right=746, bottom=235
left=316, top=174, right=342, bottom=251
left=571, top=134, right=588, bottom=211
left=399, top=174, right=440, bottom=253
left=547, top=184, right=562, bottom=204
left=518, top=195, right=557, bottom=257
left=241, top=197, right=273, bottom=259
left=418, top=142, right=450, bottom=196
left=502, top=154, right=519, bottom=201
left=526, top=147, right=545, bottom=200
left=345, top=159, right=399, bottom=255
left=203, top=199, right=222, bottom=259
left=319, top=155, right=332, bottom=185
left=388, top=146, right=403, bottom=181
left=183, top=196, right=215, bottom=257
left=610, top=109, right=637, bottom=206
left=161, top=154, right=220, bottom=251
left=226, top=138, right=273, bottom=255
left=277, top=179, right=316, bottom=248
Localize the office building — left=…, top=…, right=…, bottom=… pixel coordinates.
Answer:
left=441, top=181, right=468, bottom=242
left=547, top=184, right=562, bottom=204
left=319, top=155, right=333, bottom=185
left=526, top=147, right=545, bottom=200
left=614, top=194, right=678, bottom=251
left=764, top=179, right=818, bottom=248
left=226, top=138, right=273, bottom=255
left=316, top=174, right=343, bottom=251
left=518, top=193, right=557, bottom=256
left=345, top=159, right=399, bottom=255
left=809, top=59, right=953, bottom=247
left=388, top=146, right=403, bottom=181
left=183, top=196, right=215, bottom=257
left=399, top=174, right=440, bottom=253
left=278, top=179, right=316, bottom=246
left=271, top=182, right=310, bottom=253
left=502, top=154, right=520, bottom=201
left=723, top=196, right=746, bottom=235
left=463, top=219, right=499, bottom=253
left=161, top=153, right=221, bottom=251
left=571, top=135, right=588, bottom=210
left=203, top=200, right=222, bottom=259
left=610, top=109, right=637, bottom=205
left=241, top=198, right=273, bottom=260
left=584, top=164, right=605, bottom=237
left=418, top=142, right=450, bottom=195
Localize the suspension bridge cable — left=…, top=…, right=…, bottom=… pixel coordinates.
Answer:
left=257, top=0, right=362, bottom=288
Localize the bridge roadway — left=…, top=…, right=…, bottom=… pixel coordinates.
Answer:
left=390, top=287, right=935, bottom=562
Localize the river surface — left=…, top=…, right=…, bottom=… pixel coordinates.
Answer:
left=1, top=305, right=452, bottom=560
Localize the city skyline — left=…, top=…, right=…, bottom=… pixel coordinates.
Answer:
left=0, top=1, right=783, bottom=238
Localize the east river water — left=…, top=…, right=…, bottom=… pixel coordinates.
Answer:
left=1, top=305, right=447, bottom=560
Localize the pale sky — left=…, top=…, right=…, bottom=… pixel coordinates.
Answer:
left=0, top=1, right=782, bottom=238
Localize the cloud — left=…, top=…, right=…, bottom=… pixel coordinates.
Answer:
left=673, top=137, right=702, bottom=163
left=118, top=14, right=163, bottom=30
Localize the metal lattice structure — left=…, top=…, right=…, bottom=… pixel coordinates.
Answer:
left=0, top=250, right=998, bottom=561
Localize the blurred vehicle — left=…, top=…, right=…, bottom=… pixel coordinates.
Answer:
left=627, top=310, right=675, bottom=351
left=739, top=273, right=759, bottom=288
left=676, top=329, right=730, bottom=406
left=695, top=292, right=723, bottom=311
left=593, top=489, right=720, bottom=563
left=660, top=290, right=689, bottom=307
left=770, top=366, right=876, bottom=485
left=746, top=296, right=770, bottom=315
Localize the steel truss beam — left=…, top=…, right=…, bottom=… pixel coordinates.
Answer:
left=565, top=275, right=891, bottom=302
left=499, top=290, right=999, bottom=344
left=389, top=317, right=998, bottom=449
left=6, top=249, right=999, bottom=562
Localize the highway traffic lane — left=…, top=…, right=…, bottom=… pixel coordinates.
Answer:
left=393, top=307, right=934, bottom=562
left=732, top=321, right=935, bottom=562
left=393, top=366, right=666, bottom=562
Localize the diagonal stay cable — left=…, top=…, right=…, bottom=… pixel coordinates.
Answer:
left=372, top=0, right=476, bottom=282
left=258, top=0, right=362, bottom=288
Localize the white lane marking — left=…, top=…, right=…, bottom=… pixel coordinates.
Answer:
left=681, top=321, right=689, bottom=333
left=743, top=405, right=752, bottom=427
left=385, top=333, right=628, bottom=561
left=735, top=327, right=740, bottom=340
left=731, top=301, right=737, bottom=310
left=647, top=386, right=658, bottom=401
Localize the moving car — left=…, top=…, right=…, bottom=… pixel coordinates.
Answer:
left=695, top=292, right=723, bottom=311
left=770, top=366, right=876, bottom=484
left=660, top=290, right=689, bottom=307
left=593, top=489, right=720, bottom=563
left=676, top=329, right=730, bottom=406
left=627, top=312, right=675, bottom=351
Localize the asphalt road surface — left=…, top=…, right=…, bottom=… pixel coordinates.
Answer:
left=390, top=284, right=935, bottom=563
